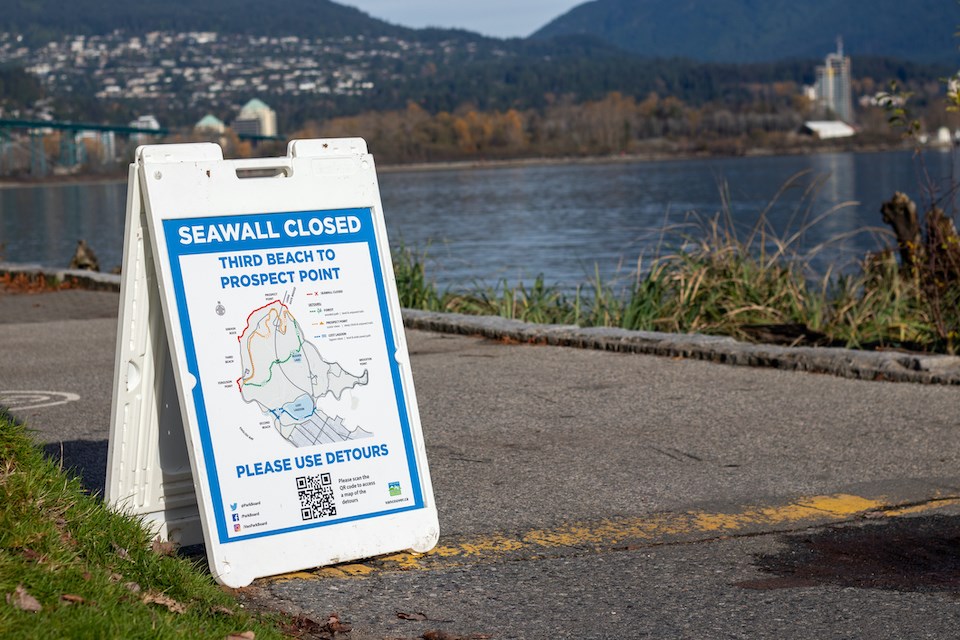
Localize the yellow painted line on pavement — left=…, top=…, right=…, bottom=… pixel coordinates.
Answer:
left=689, top=494, right=882, bottom=534
left=879, top=497, right=960, bottom=517
left=266, top=493, right=956, bottom=584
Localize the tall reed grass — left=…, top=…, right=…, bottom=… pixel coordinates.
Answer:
left=391, top=172, right=960, bottom=354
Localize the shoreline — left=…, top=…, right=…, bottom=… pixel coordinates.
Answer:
left=2, top=261, right=958, bottom=386
left=0, top=174, right=127, bottom=189
left=0, top=141, right=915, bottom=187
left=377, top=141, right=914, bottom=174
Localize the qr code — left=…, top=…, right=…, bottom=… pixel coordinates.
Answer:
left=296, top=473, right=336, bottom=521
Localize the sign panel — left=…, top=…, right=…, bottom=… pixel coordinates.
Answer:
left=118, top=139, right=437, bottom=586
left=162, top=208, right=424, bottom=541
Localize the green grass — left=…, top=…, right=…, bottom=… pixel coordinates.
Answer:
left=0, top=413, right=285, bottom=640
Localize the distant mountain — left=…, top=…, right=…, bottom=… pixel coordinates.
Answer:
left=531, top=0, right=960, bottom=64
left=1, top=0, right=416, bottom=42
left=10, top=0, right=956, bottom=66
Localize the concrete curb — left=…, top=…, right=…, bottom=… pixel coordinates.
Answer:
left=4, top=263, right=958, bottom=386
left=402, top=309, right=960, bottom=386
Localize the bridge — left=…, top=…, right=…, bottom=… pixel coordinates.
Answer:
left=0, top=118, right=284, bottom=177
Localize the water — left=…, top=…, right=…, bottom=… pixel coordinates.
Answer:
left=1, top=150, right=957, bottom=290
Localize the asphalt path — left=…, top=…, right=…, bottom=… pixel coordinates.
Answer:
left=3, top=289, right=960, bottom=638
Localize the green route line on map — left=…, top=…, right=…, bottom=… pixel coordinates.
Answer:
left=242, top=312, right=307, bottom=390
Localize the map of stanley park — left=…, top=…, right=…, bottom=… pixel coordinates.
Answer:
left=236, top=299, right=372, bottom=448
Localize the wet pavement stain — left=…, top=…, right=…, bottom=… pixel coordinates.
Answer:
left=737, top=515, right=960, bottom=592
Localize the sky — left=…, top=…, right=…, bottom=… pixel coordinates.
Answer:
left=333, top=0, right=586, bottom=39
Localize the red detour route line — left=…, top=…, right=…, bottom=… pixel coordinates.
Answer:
left=0, top=390, right=81, bottom=410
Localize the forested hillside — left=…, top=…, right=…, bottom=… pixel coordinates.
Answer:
left=533, top=0, right=960, bottom=63
left=1, top=0, right=414, bottom=42
left=1, top=0, right=956, bottom=172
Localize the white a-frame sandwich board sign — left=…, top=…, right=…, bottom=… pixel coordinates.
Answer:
left=106, top=139, right=439, bottom=587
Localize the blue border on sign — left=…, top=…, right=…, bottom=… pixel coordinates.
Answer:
left=161, top=207, right=425, bottom=543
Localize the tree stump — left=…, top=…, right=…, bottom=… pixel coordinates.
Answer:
left=880, top=191, right=921, bottom=268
